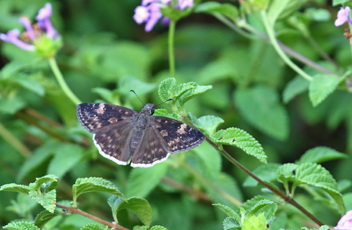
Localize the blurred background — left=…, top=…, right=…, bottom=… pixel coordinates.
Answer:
left=0, top=0, right=350, bottom=229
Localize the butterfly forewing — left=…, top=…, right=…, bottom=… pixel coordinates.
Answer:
left=131, top=126, right=169, bottom=167
left=152, top=116, right=205, bottom=153
left=76, top=103, right=137, bottom=133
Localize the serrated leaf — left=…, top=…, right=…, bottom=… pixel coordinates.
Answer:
left=213, top=203, right=241, bottom=221
left=243, top=163, right=281, bottom=187
left=150, top=226, right=168, bottom=230
left=309, top=74, right=341, bottom=107
left=242, top=213, right=268, bottom=230
left=0, top=183, right=30, bottom=194
left=108, top=196, right=152, bottom=228
left=3, top=221, right=40, bottom=230
left=283, top=77, right=309, bottom=103
left=153, top=109, right=182, bottom=120
left=297, top=147, right=347, bottom=164
left=195, top=2, right=239, bottom=22
left=190, top=114, right=224, bottom=135
left=127, top=162, right=168, bottom=198
left=276, top=163, right=297, bottom=184
left=223, top=217, right=241, bottom=230
left=159, top=78, right=177, bottom=102
left=80, top=223, right=104, bottom=230
left=212, top=128, right=267, bottom=163
left=47, top=144, right=84, bottom=179
left=240, top=196, right=277, bottom=220
left=72, top=177, right=125, bottom=205
left=29, top=175, right=58, bottom=191
left=29, top=189, right=56, bottom=213
left=34, top=210, right=61, bottom=229
left=235, top=86, right=289, bottom=140
left=294, top=163, right=345, bottom=215
left=179, top=84, right=212, bottom=105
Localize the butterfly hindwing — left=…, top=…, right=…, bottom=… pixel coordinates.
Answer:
left=152, top=116, right=205, bottom=153
left=76, top=103, right=138, bottom=133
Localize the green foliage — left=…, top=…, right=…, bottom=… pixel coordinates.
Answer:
left=297, top=147, right=347, bottom=164
left=309, top=74, right=343, bottom=107
left=242, top=213, right=267, bottom=230
left=34, top=210, right=61, bottom=229
left=195, top=2, right=239, bottom=22
left=3, top=221, right=40, bottom=230
left=80, top=223, right=105, bottom=230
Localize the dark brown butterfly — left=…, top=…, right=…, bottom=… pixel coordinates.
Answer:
left=76, top=102, right=205, bottom=167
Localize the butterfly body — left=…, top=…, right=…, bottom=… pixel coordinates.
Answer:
left=77, top=103, right=205, bottom=167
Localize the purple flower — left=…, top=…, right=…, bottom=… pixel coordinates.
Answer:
left=133, top=0, right=193, bottom=32
left=336, top=210, right=352, bottom=230
left=0, top=2, right=59, bottom=52
left=335, top=6, right=352, bottom=27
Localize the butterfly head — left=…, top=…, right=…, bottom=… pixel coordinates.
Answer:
left=141, top=103, right=155, bottom=115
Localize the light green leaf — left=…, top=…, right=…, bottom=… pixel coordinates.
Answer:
left=190, top=114, right=224, bottom=135
left=213, top=203, right=241, bottom=221
left=127, top=162, right=168, bottom=198
left=212, top=128, right=267, bottom=164
left=268, top=0, right=307, bottom=24
left=276, top=163, right=297, bottom=184
left=150, top=226, right=168, bottom=230
left=3, top=221, right=40, bottom=230
left=153, top=109, right=182, bottom=120
left=294, top=163, right=345, bottom=215
left=333, top=0, right=349, bottom=6
left=0, top=97, right=26, bottom=114
left=297, top=147, right=347, bottom=164
left=34, top=210, right=61, bottom=229
left=242, top=213, right=268, bottom=230
left=283, top=77, right=309, bottom=103
left=91, top=87, right=114, bottom=103
left=179, top=84, right=212, bottom=105
left=243, top=163, right=281, bottom=187
left=240, top=196, right=277, bottom=220
left=223, top=217, right=241, bottom=230
left=17, top=140, right=61, bottom=182
left=118, top=76, right=157, bottom=98
left=29, top=175, right=58, bottom=191
left=47, top=144, right=85, bottom=179
left=309, top=74, right=342, bottom=107
left=80, top=223, right=104, bottom=230
left=28, top=189, right=56, bottom=213
left=195, top=2, right=239, bottom=22
left=0, top=183, right=30, bottom=194
left=0, top=61, right=28, bottom=78
left=133, top=226, right=148, bottom=230
left=14, top=75, right=45, bottom=96
left=72, top=177, right=125, bottom=205
left=158, top=78, right=177, bottom=102
left=6, top=193, right=37, bottom=217
left=108, top=196, right=152, bottom=228
left=338, top=179, right=352, bottom=193
left=193, top=142, right=221, bottom=180
left=235, top=86, right=289, bottom=140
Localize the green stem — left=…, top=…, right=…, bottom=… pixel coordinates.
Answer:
left=0, top=122, right=31, bottom=158
left=48, top=58, right=81, bottom=105
left=168, top=20, right=176, bottom=77
left=260, top=11, right=313, bottom=81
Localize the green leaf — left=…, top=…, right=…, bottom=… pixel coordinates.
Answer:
left=223, top=217, right=241, bottom=230
left=297, top=147, right=347, bottom=164
left=127, top=162, right=168, bottom=198
left=150, top=226, right=168, bottom=230
left=118, top=76, right=157, bottom=98
left=108, top=196, right=152, bottom=228
left=213, top=203, right=241, bottom=221
left=158, top=78, right=177, bottom=102
left=212, top=128, right=267, bottom=164
left=47, top=144, right=85, bottom=179
left=153, top=109, right=182, bottom=120
left=91, top=87, right=114, bottom=103
left=3, top=221, right=40, bottom=230
left=243, top=163, right=281, bottom=187
left=338, top=179, right=352, bottom=192
left=268, top=0, right=307, bottom=24
left=242, top=213, right=268, bottom=230
left=193, top=142, right=222, bottom=180
left=179, top=84, right=212, bottom=105
left=283, top=77, right=309, bottom=103
left=17, top=140, right=61, bottom=182
left=235, top=86, right=289, bottom=140
left=294, top=163, right=346, bottom=215
left=195, top=2, right=239, bottom=22
left=29, top=175, right=58, bottom=191
left=333, top=0, right=349, bottom=6
left=14, top=74, right=45, bottom=96
left=6, top=193, right=37, bottom=217
left=190, top=114, right=224, bottom=135
left=276, top=163, right=297, bottom=193
left=80, top=223, right=104, bottom=230
left=0, top=97, right=26, bottom=114
left=133, top=226, right=148, bottom=230
left=309, top=74, right=342, bottom=107
left=0, top=61, right=29, bottom=78
left=34, top=210, right=61, bottom=229
left=72, top=177, right=125, bottom=205
left=240, top=196, right=277, bottom=220
left=0, top=183, right=30, bottom=194
left=29, top=189, right=56, bottom=213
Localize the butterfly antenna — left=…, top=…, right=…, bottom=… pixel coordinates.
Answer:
left=130, top=90, right=145, bottom=105
left=155, top=98, right=174, bottom=107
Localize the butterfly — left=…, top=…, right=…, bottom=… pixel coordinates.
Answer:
left=76, top=101, right=205, bottom=167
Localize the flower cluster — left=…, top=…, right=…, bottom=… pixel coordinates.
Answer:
left=133, top=0, right=193, bottom=32
left=0, top=3, right=60, bottom=56
left=336, top=210, right=352, bottom=230
left=335, top=6, right=352, bottom=27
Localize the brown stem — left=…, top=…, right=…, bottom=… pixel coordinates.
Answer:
left=24, top=108, right=62, bottom=128
left=55, top=203, right=128, bottom=230
left=183, top=116, right=324, bottom=226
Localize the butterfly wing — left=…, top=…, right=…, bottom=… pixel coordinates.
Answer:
left=77, top=103, right=138, bottom=165
left=131, top=126, right=169, bottom=167
left=152, top=116, right=205, bottom=153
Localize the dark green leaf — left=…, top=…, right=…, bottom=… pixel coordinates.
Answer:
left=34, top=210, right=61, bottom=229
left=309, top=74, right=341, bottom=107
left=243, top=163, right=281, bottom=187
left=283, top=77, right=309, bottom=103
